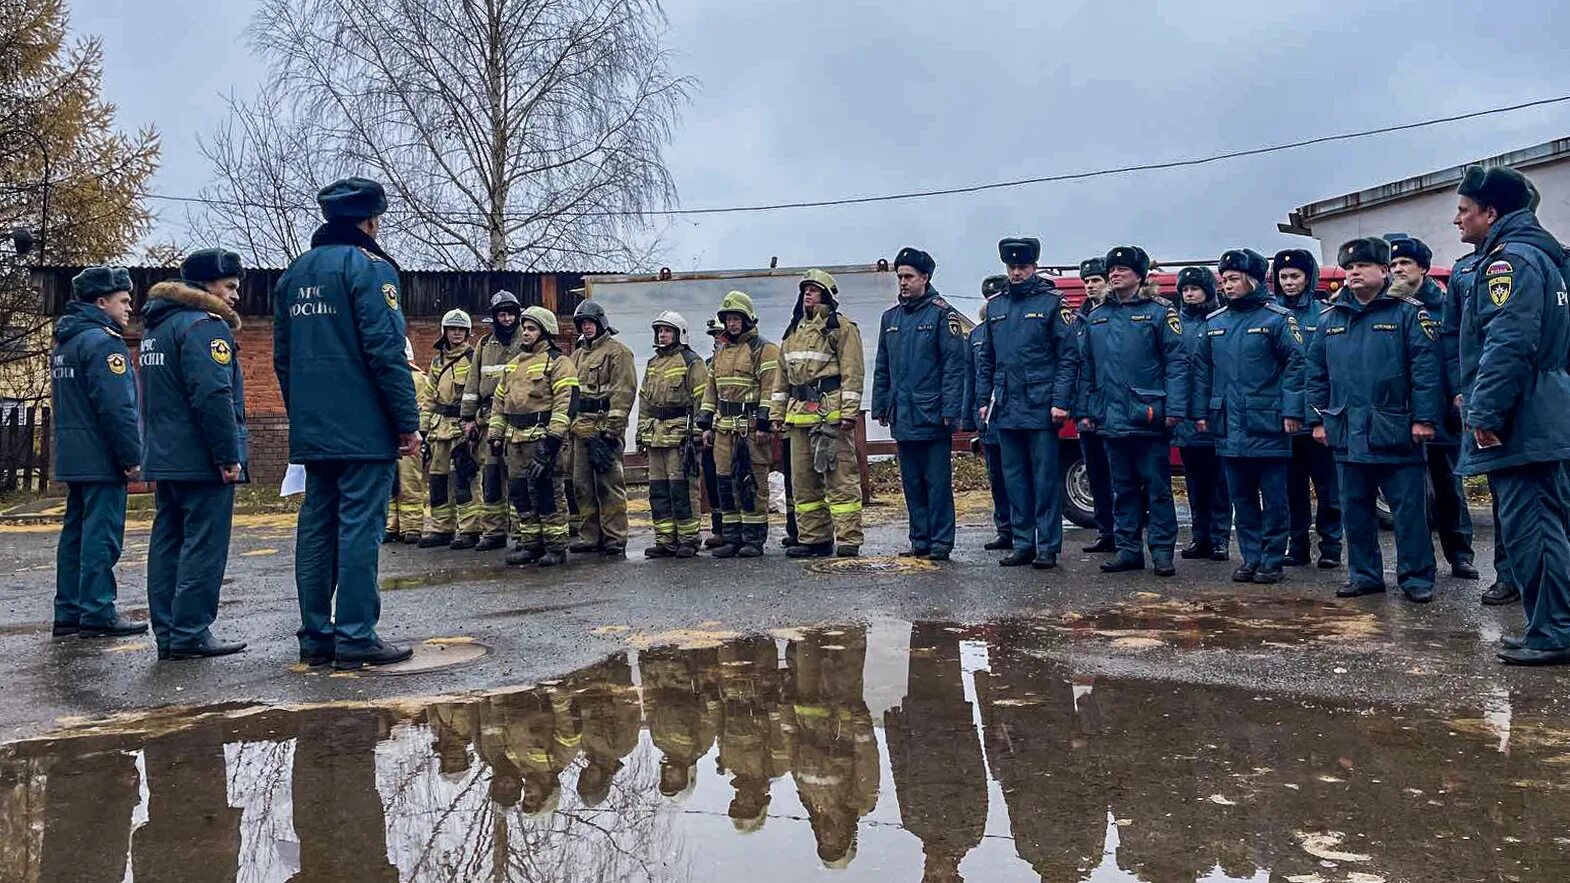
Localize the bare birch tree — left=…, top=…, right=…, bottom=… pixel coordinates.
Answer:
left=193, top=0, right=689, bottom=271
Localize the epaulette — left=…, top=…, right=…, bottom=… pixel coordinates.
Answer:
left=1318, top=303, right=1338, bottom=316
left=358, top=247, right=383, bottom=263
left=1205, top=306, right=1228, bottom=320
left=931, top=296, right=951, bottom=311
left=1395, top=294, right=1425, bottom=308
left=1263, top=303, right=1292, bottom=316
left=102, top=327, right=123, bottom=339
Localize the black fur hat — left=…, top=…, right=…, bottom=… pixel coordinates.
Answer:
left=981, top=274, right=1007, bottom=297
left=317, top=176, right=388, bottom=222
left=1104, top=245, right=1151, bottom=279
left=1175, top=266, right=1216, bottom=299
left=71, top=266, right=132, bottom=301
left=1458, top=165, right=1533, bottom=216
left=181, top=248, right=245, bottom=283
left=1270, top=249, right=1320, bottom=297
left=1079, top=257, right=1107, bottom=279
left=1337, top=236, right=1392, bottom=269
left=1217, top=248, right=1269, bottom=284
left=998, top=237, right=1041, bottom=266
left=894, top=247, right=936, bottom=277
left=1387, top=237, right=1432, bottom=270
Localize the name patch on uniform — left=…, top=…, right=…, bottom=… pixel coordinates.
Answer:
left=1091, top=317, right=1109, bottom=325
left=1246, top=327, right=1269, bottom=334
left=1024, top=312, right=1045, bottom=320
left=1130, top=314, right=1151, bottom=322
left=1207, top=328, right=1226, bottom=337
left=383, top=283, right=400, bottom=310
left=1372, top=323, right=1398, bottom=332
left=1325, top=326, right=1347, bottom=335
left=105, top=353, right=126, bottom=375
left=209, top=338, right=233, bottom=365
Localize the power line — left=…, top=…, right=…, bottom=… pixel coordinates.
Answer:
left=121, top=93, right=1570, bottom=220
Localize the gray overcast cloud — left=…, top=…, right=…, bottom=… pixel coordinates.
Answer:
left=73, top=0, right=1570, bottom=310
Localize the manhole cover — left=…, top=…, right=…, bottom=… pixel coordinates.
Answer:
left=804, top=556, right=937, bottom=576
left=327, top=638, right=490, bottom=676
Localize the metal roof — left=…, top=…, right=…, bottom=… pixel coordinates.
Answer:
left=1280, top=137, right=1570, bottom=234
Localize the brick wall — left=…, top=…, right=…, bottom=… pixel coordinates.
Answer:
left=246, top=414, right=291, bottom=485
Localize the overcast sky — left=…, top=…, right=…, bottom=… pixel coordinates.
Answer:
left=71, top=0, right=1570, bottom=310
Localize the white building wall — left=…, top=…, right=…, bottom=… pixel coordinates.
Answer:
left=1306, top=160, right=1570, bottom=270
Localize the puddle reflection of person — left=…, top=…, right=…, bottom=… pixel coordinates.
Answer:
left=133, top=728, right=243, bottom=883
left=38, top=746, right=139, bottom=883
left=286, top=709, right=399, bottom=883
left=640, top=645, right=722, bottom=799
left=885, top=623, right=986, bottom=882
left=716, top=635, right=791, bottom=832
left=568, top=653, right=643, bottom=807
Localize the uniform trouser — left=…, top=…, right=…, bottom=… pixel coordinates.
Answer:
left=982, top=441, right=1011, bottom=539
left=1106, top=436, right=1177, bottom=561
left=648, top=446, right=703, bottom=549
left=780, top=435, right=799, bottom=541
left=1288, top=434, right=1343, bottom=557
left=897, top=439, right=956, bottom=553
left=1179, top=445, right=1231, bottom=549
left=1424, top=443, right=1475, bottom=565
left=702, top=444, right=723, bottom=535
left=387, top=453, right=427, bottom=537
left=427, top=437, right=482, bottom=535
left=147, top=481, right=234, bottom=651
left=1079, top=430, right=1115, bottom=541
left=787, top=424, right=864, bottom=547
left=1340, top=461, right=1435, bottom=593
left=1223, top=457, right=1289, bottom=570
left=996, top=428, right=1061, bottom=557
left=55, top=481, right=128, bottom=627
left=478, top=436, right=510, bottom=539
left=714, top=431, right=772, bottom=548
left=505, top=439, right=570, bottom=552
left=571, top=435, right=629, bottom=548
left=295, top=460, right=394, bottom=656
left=1489, top=463, right=1570, bottom=650
left=1490, top=490, right=1514, bottom=585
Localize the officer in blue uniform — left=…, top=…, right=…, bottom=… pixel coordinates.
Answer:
left=976, top=237, right=1080, bottom=569
left=1306, top=237, right=1443, bottom=603
left=1271, top=249, right=1343, bottom=569
left=274, top=177, right=421, bottom=670
left=1451, top=166, right=1570, bottom=665
left=1388, top=235, right=1479, bottom=580
left=1076, top=246, right=1187, bottom=576
left=872, top=247, right=967, bottom=560
left=139, top=249, right=250, bottom=659
left=1194, top=248, right=1304, bottom=584
left=49, top=267, right=146, bottom=639
left=1075, top=257, right=1117, bottom=553
left=966, top=276, right=1011, bottom=549
left=1172, top=267, right=1231, bottom=561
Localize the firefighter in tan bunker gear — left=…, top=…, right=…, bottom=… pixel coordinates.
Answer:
left=774, top=269, right=865, bottom=558
left=460, top=291, right=528, bottom=551
left=386, top=338, right=430, bottom=543
left=567, top=299, right=637, bottom=556
left=487, top=306, right=580, bottom=568
left=638, top=311, right=709, bottom=557
left=698, top=291, right=781, bottom=558
left=420, top=309, right=484, bottom=548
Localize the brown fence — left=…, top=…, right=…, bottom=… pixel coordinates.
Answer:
left=0, top=404, right=49, bottom=493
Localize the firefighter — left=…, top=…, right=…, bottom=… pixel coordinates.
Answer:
left=385, top=338, right=430, bottom=545
left=1389, top=235, right=1479, bottom=579
left=488, top=306, right=580, bottom=567
left=1452, top=166, right=1570, bottom=665
left=640, top=645, right=722, bottom=800
left=139, top=249, right=250, bottom=659
left=1306, top=237, right=1442, bottom=603
left=1172, top=266, right=1232, bottom=560
left=701, top=317, right=727, bottom=549
left=274, top=177, right=420, bottom=670
left=966, top=277, right=1012, bottom=550
left=1271, top=248, right=1344, bottom=569
left=421, top=309, right=483, bottom=548
left=639, top=311, right=709, bottom=557
left=460, top=290, right=528, bottom=552
left=1075, top=256, right=1117, bottom=552
left=1076, top=246, right=1187, bottom=576
left=568, top=654, right=643, bottom=807
left=1193, top=248, right=1305, bottom=584
left=976, top=237, right=1080, bottom=569
left=50, top=266, right=146, bottom=639
left=872, top=247, right=967, bottom=560
left=698, top=291, right=781, bottom=558
left=775, top=269, right=866, bottom=558
left=716, top=635, right=790, bottom=832
left=567, top=298, right=637, bottom=556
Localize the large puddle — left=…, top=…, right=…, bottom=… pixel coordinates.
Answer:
left=1, top=621, right=1566, bottom=882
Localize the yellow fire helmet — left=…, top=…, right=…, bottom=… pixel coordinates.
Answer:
left=520, top=305, right=559, bottom=336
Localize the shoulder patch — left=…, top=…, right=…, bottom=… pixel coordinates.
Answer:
left=1060, top=305, right=1074, bottom=325
left=1166, top=310, right=1182, bottom=335
left=1285, top=314, right=1303, bottom=345
left=209, top=337, right=234, bottom=365
left=1486, top=259, right=1513, bottom=276
left=1205, top=306, right=1228, bottom=320
left=1417, top=310, right=1438, bottom=341
left=1488, top=273, right=1512, bottom=306
left=105, top=352, right=127, bottom=375
left=947, top=314, right=963, bottom=337
left=382, top=282, right=400, bottom=310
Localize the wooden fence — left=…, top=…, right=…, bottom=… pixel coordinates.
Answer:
left=0, top=404, right=48, bottom=493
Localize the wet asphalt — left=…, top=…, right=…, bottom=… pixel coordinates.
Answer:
left=0, top=501, right=1567, bottom=881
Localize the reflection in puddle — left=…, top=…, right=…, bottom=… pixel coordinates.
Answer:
left=1, top=623, right=1567, bottom=882
left=378, top=566, right=512, bottom=591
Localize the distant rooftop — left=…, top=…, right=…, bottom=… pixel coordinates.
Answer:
left=1281, top=137, right=1570, bottom=234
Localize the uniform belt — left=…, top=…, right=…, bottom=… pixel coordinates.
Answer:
left=579, top=397, right=611, bottom=414
left=506, top=411, right=552, bottom=428
left=718, top=401, right=757, bottom=417
left=435, top=403, right=461, bottom=417
left=651, top=405, right=690, bottom=420
left=790, top=375, right=841, bottom=400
